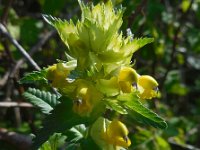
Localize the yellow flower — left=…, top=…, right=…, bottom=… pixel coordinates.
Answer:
left=137, top=75, right=159, bottom=99
left=46, top=62, right=76, bottom=88
left=73, top=80, right=102, bottom=116
left=118, top=67, right=139, bottom=93
left=73, top=86, right=93, bottom=116
left=102, top=119, right=131, bottom=148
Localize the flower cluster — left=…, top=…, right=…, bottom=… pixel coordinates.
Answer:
left=44, top=0, right=158, bottom=149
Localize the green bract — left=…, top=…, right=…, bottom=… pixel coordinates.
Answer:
left=42, top=0, right=153, bottom=74
left=20, top=1, right=167, bottom=149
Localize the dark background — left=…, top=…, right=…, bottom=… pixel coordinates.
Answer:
left=0, top=0, right=200, bottom=149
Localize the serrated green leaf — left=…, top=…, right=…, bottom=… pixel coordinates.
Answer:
left=104, top=99, right=127, bottom=114
left=19, top=70, right=48, bottom=84
left=133, top=37, right=154, bottom=50
left=118, top=93, right=167, bottom=129
left=23, top=88, right=60, bottom=114
left=33, top=97, right=89, bottom=150
left=121, top=37, right=154, bottom=56
left=42, top=14, right=65, bottom=27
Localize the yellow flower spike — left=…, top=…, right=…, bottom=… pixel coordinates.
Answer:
left=44, top=1, right=154, bottom=71
left=138, top=75, right=159, bottom=99
left=103, top=119, right=131, bottom=148
left=118, top=67, right=139, bottom=93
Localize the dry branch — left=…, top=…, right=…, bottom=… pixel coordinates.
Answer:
left=0, top=102, right=33, bottom=108
left=0, top=23, right=41, bottom=71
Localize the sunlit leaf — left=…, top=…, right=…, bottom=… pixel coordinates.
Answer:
left=104, top=99, right=127, bottom=114
left=118, top=93, right=167, bottom=129
left=19, top=70, right=48, bottom=85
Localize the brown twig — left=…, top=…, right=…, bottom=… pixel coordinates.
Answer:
left=9, top=30, right=56, bottom=78
left=0, top=27, right=56, bottom=96
left=128, top=0, right=148, bottom=28
left=0, top=0, right=23, bottom=128
left=1, top=40, right=15, bottom=63
left=0, top=0, right=15, bottom=63
left=30, top=30, right=57, bottom=56
left=0, top=0, right=57, bottom=140
left=0, top=71, right=10, bottom=88
left=0, top=102, right=33, bottom=107
left=0, top=23, right=41, bottom=71
left=4, top=29, right=59, bottom=95
left=0, top=0, right=13, bottom=24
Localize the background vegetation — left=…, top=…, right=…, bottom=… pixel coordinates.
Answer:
left=0, top=0, right=200, bottom=149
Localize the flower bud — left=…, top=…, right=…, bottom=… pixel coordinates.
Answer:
left=138, top=75, right=159, bottom=99
left=118, top=67, right=139, bottom=93
left=102, top=119, right=131, bottom=148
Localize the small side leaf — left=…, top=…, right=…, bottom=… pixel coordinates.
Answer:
left=19, top=70, right=48, bottom=84
left=133, top=37, right=154, bottom=50
left=118, top=93, right=167, bottom=129
left=23, top=88, right=60, bottom=114
left=122, top=37, right=154, bottom=56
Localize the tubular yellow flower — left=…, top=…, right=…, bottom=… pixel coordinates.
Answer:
left=72, top=80, right=102, bottom=116
left=46, top=63, right=69, bottom=87
left=118, top=67, right=139, bottom=93
left=138, top=75, right=159, bottom=99
left=73, top=86, right=93, bottom=116
left=102, top=119, right=131, bottom=148
left=46, top=62, right=76, bottom=88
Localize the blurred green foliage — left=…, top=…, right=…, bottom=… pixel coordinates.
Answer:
left=0, top=0, right=200, bottom=149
